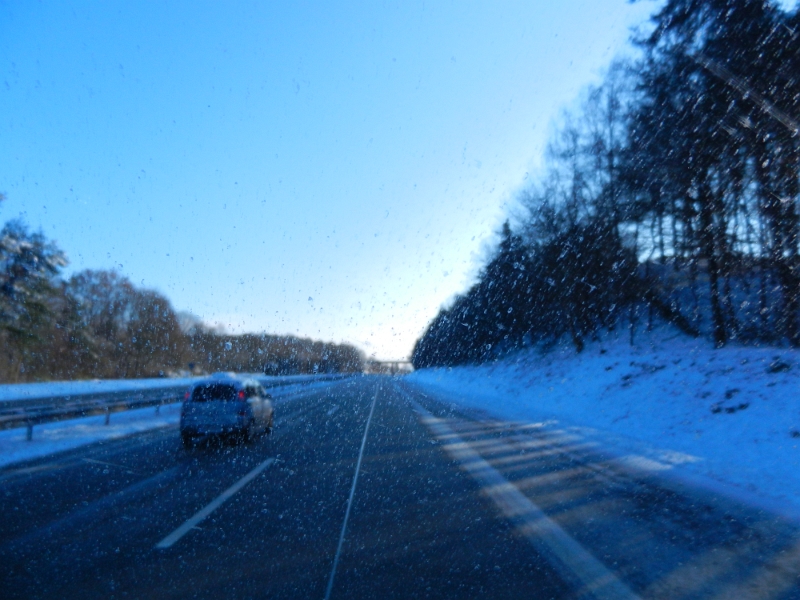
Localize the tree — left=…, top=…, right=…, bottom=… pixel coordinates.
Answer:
left=0, top=220, right=67, bottom=381
left=625, top=0, right=800, bottom=345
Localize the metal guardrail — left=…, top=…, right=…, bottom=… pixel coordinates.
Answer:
left=0, top=373, right=352, bottom=440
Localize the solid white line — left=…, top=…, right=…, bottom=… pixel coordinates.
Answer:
left=155, top=456, right=275, bottom=549
left=324, top=384, right=379, bottom=600
left=406, top=394, right=640, bottom=600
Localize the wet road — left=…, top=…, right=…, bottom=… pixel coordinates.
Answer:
left=1, top=376, right=799, bottom=599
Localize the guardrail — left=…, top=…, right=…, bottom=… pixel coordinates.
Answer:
left=0, top=373, right=352, bottom=440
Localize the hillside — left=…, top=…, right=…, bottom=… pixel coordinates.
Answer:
left=407, top=329, right=800, bottom=518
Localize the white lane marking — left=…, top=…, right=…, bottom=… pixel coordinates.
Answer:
left=326, top=405, right=339, bottom=416
left=324, top=385, right=380, bottom=600
left=155, top=457, right=275, bottom=549
left=82, top=458, right=140, bottom=474
left=406, top=395, right=640, bottom=600
left=0, top=462, right=65, bottom=480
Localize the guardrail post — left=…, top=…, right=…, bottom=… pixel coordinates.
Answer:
left=104, top=407, right=110, bottom=425
left=26, top=423, right=33, bottom=441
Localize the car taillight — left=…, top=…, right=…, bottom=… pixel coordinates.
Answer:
left=237, top=390, right=246, bottom=401
left=184, top=391, right=190, bottom=400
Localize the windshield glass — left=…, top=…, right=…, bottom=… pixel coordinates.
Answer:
left=191, top=384, right=237, bottom=403
left=2, top=1, right=800, bottom=599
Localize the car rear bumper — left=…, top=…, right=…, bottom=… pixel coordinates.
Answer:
left=180, top=416, right=248, bottom=436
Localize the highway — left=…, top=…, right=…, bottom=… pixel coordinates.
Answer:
left=1, top=376, right=799, bottom=599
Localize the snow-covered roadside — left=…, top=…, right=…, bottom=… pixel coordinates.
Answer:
left=0, top=377, right=200, bottom=404
left=0, top=403, right=182, bottom=470
left=406, top=331, right=800, bottom=518
left=0, top=373, right=346, bottom=404
left=0, top=376, right=349, bottom=470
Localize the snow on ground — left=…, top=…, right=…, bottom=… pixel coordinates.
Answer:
left=0, top=403, right=182, bottom=470
left=0, top=373, right=345, bottom=404
left=407, top=329, right=800, bottom=518
left=0, top=377, right=201, bottom=403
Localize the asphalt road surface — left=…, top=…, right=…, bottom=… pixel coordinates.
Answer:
left=1, top=376, right=799, bottom=599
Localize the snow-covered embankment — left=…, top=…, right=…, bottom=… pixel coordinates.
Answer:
left=407, top=331, right=800, bottom=517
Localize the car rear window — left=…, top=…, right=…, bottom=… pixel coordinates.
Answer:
left=191, top=384, right=237, bottom=402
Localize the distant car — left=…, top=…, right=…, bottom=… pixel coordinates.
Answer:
left=180, top=376, right=274, bottom=447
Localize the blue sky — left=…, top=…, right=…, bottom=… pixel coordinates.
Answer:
left=1, top=0, right=659, bottom=360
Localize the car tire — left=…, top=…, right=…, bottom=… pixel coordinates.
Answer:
left=241, top=420, right=255, bottom=444
left=181, top=432, right=194, bottom=449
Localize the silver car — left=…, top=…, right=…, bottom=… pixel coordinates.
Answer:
left=180, top=376, right=274, bottom=447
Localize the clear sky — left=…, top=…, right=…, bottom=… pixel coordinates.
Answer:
left=0, top=0, right=659, bottom=360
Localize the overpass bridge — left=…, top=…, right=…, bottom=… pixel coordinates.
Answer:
left=364, top=360, right=413, bottom=375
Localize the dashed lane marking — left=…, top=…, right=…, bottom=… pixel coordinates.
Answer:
left=155, top=456, right=275, bottom=549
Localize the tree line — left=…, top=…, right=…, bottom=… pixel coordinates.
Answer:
left=0, top=207, right=364, bottom=382
left=413, top=0, right=800, bottom=368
